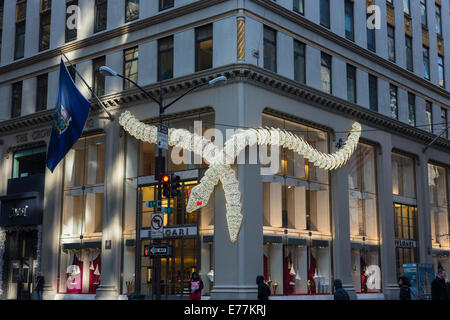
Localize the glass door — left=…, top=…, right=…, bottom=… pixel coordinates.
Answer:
left=138, top=180, right=200, bottom=300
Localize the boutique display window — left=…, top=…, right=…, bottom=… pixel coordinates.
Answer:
left=261, top=114, right=332, bottom=296
left=392, top=153, right=416, bottom=199
left=428, top=164, right=449, bottom=249
left=348, top=143, right=382, bottom=293
left=58, top=134, right=105, bottom=294
left=428, top=163, right=450, bottom=274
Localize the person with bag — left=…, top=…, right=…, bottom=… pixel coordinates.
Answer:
left=256, top=275, right=271, bottom=300
left=398, top=276, right=411, bottom=300
left=189, top=272, right=204, bottom=300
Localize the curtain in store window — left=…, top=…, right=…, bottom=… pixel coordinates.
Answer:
left=89, top=254, right=101, bottom=294
left=308, top=249, right=316, bottom=294
left=66, top=255, right=83, bottom=294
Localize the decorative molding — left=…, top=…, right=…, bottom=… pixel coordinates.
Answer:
left=1, top=64, right=449, bottom=154
left=237, top=17, right=246, bottom=61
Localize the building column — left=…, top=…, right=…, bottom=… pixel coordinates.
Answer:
left=210, top=82, right=264, bottom=299
left=330, top=157, right=356, bottom=299
left=210, top=161, right=263, bottom=299
left=96, top=119, right=125, bottom=299
left=377, top=137, right=399, bottom=300
left=416, top=152, right=432, bottom=265
left=41, top=161, right=64, bottom=299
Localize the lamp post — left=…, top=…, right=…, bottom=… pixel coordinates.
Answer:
left=99, top=66, right=226, bottom=300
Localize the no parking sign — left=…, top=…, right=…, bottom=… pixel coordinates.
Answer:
left=151, top=213, right=164, bottom=239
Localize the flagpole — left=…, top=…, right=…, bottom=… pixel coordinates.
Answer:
left=60, top=51, right=114, bottom=121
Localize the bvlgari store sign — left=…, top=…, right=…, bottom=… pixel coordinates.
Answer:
left=0, top=174, right=44, bottom=227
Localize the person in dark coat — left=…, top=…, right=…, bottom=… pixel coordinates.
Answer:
left=398, top=276, right=411, bottom=300
left=333, top=279, right=350, bottom=300
left=431, top=269, right=448, bottom=300
left=256, top=275, right=270, bottom=300
left=35, top=272, right=45, bottom=300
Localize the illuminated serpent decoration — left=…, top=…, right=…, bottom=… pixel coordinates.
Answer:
left=119, top=111, right=362, bottom=243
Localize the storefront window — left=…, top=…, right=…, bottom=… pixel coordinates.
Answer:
left=394, top=204, right=418, bottom=278
left=139, top=112, right=214, bottom=176
left=262, top=114, right=332, bottom=295
left=12, top=146, right=46, bottom=178
left=348, top=143, right=381, bottom=293
left=122, top=111, right=215, bottom=297
left=428, top=164, right=449, bottom=274
left=392, top=153, right=416, bottom=199
left=58, top=134, right=105, bottom=294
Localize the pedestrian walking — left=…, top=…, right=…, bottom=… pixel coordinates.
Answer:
left=35, top=272, right=45, bottom=300
left=256, top=276, right=271, bottom=300
left=333, top=279, right=350, bottom=300
left=398, top=276, right=411, bottom=300
left=189, top=272, right=204, bottom=300
left=431, top=269, right=449, bottom=300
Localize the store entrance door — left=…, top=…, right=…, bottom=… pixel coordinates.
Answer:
left=138, top=180, right=200, bottom=300
left=5, top=230, right=38, bottom=300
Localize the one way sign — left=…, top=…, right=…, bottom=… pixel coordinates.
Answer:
left=144, top=245, right=173, bottom=258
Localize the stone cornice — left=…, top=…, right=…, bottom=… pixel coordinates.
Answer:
left=251, top=0, right=450, bottom=100
left=0, top=64, right=449, bottom=153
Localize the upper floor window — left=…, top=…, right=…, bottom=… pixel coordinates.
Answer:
left=39, top=0, right=51, bottom=52
left=389, top=84, right=398, bottom=120
left=125, top=0, right=139, bottom=22
left=440, top=108, right=448, bottom=139
left=13, top=146, right=46, bottom=179
left=159, top=0, right=174, bottom=11
left=435, top=4, right=442, bottom=36
left=367, top=13, right=376, bottom=52
left=66, top=0, right=78, bottom=42
left=368, top=74, right=378, bottom=111
left=92, top=56, right=106, bottom=97
left=123, top=47, right=138, bottom=90
left=423, top=46, right=430, bottom=80
left=405, top=35, right=413, bottom=72
left=321, top=52, right=332, bottom=94
left=346, top=64, right=356, bottom=103
left=14, top=0, right=27, bottom=60
left=420, top=0, right=427, bottom=26
left=320, top=0, right=330, bottom=28
left=195, top=24, right=213, bottom=72
left=293, top=39, right=305, bottom=84
left=425, top=101, right=433, bottom=133
left=94, top=0, right=107, bottom=33
left=293, top=0, right=304, bottom=15
left=158, top=36, right=174, bottom=81
left=437, top=55, right=445, bottom=88
left=36, top=73, right=48, bottom=112
left=0, top=0, right=3, bottom=62
left=263, top=26, right=277, bottom=73
left=403, top=0, right=411, bottom=15
left=11, top=81, right=23, bottom=118
left=344, top=0, right=354, bottom=41
left=408, top=93, right=416, bottom=127
left=387, top=25, right=396, bottom=63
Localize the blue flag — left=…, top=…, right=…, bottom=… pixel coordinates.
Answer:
left=46, top=60, right=91, bottom=172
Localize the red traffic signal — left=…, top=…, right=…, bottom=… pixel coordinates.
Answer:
left=144, top=245, right=150, bottom=257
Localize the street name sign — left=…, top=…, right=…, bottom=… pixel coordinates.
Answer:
left=157, top=123, right=169, bottom=150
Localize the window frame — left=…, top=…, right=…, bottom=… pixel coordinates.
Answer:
left=11, top=81, right=23, bottom=119
left=263, top=25, right=277, bottom=73
left=195, top=24, right=213, bottom=72
left=125, top=0, right=139, bottom=22
left=94, top=0, right=107, bottom=33
left=36, top=73, right=48, bottom=112
left=158, top=36, right=174, bottom=81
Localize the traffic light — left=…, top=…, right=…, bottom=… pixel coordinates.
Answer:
left=170, top=174, right=181, bottom=197
left=144, top=245, right=150, bottom=257
left=161, top=174, right=170, bottom=197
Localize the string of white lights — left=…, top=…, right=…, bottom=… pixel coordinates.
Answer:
left=119, top=111, right=362, bottom=243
